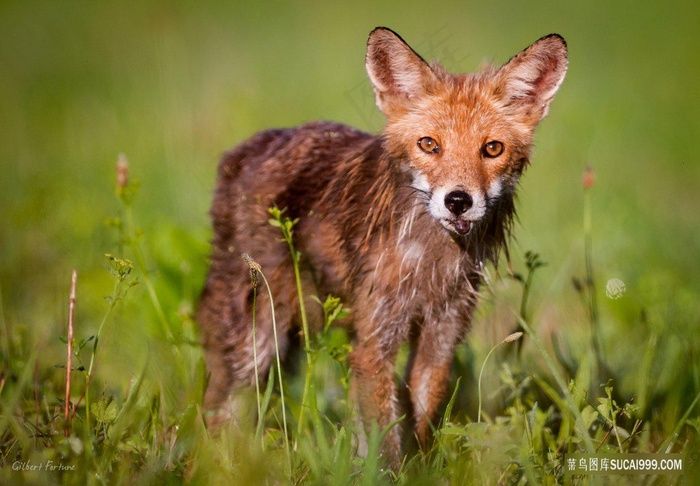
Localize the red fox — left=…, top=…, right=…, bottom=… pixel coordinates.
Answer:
left=197, top=27, right=567, bottom=466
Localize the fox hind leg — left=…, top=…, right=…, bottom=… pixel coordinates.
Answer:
left=198, top=258, right=298, bottom=429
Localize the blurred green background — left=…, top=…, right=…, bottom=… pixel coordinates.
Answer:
left=1, top=0, right=699, bottom=463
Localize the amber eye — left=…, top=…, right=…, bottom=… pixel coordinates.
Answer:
left=417, top=137, right=440, bottom=154
left=482, top=140, right=504, bottom=158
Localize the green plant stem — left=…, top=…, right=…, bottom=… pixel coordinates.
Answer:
left=516, top=314, right=596, bottom=453
left=124, top=206, right=175, bottom=343
left=273, top=211, right=316, bottom=441
left=609, top=394, right=624, bottom=453
left=85, top=278, right=121, bottom=433
left=658, top=390, right=700, bottom=453
left=288, top=258, right=316, bottom=437
left=257, top=269, right=292, bottom=476
left=583, top=189, right=603, bottom=371
left=477, top=341, right=504, bottom=423
left=515, top=270, right=535, bottom=356
left=286, top=250, right=311, bottom=357
left=519, top=270, right=534, bottom=322
left=0, top=351, right=37, bottom=443
left=0, top=285, right=9, bottom=366
left=250, top=284, right=263, bottom=445
left=287, top=244, right=316, bottom=439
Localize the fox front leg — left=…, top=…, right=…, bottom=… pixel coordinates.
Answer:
left=408, top=305, right=470, bottom=449
left=349, top=332, right=404, bottom=468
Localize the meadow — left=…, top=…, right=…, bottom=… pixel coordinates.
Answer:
left=1, top=0, right=699, bottom=484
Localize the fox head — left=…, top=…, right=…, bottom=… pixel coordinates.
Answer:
left=366, top=27, right=567, bottom=237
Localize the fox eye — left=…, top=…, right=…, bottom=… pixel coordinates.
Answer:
left=482, top=140, right=504, bottom=158
left=417, top=137, right=440, bottom=154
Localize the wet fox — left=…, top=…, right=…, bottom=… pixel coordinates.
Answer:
left=197, top=27, right=567, bottom=466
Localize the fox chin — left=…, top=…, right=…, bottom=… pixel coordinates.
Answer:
left=197, top=26, right=567, bottom=468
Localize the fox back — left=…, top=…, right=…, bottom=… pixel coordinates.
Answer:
left=197, top=27, right=567, bottom=467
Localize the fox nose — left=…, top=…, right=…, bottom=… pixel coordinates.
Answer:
left=444, top=191, right=472, bottom=215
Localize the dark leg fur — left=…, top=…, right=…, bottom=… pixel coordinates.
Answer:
left=197, top=130, right=301, bottom=423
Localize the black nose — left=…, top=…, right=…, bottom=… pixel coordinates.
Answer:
left=444, top=191, right=472, bottom=215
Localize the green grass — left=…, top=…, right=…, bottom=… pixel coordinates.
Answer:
left=1, top=0, right=699, bottom=483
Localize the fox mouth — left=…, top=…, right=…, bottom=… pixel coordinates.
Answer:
left=441, top=218, right=473, bottom=236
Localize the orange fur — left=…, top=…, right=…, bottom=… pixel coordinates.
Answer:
left=197, top=27, right=567, bottom=468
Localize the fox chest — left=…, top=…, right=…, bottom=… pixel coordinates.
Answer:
left=361, top=237, right=479, bottom=325
left=298, top=212, right=479, bottom=333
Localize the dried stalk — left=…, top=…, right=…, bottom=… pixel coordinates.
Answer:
left=64, top=270, right=77, bottom=437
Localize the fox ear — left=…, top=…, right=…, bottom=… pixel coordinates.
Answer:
left=366, top=27, right=437, bottom=116
left=497, top=34, right=568, bottom=120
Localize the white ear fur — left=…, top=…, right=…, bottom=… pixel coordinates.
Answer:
left=498, top=34, right=568, bottom=119
left=365, top=27, right=437, bottom=114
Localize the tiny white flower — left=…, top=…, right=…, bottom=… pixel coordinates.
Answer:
left=605, top=278, right=626, bottom=299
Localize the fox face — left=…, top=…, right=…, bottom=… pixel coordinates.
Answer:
left=366, top=28, right=567, bottom=236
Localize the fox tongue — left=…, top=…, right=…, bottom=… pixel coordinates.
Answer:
left=454, top=220, right=471, bottom=235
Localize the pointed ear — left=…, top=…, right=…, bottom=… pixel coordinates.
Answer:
left=497, top=34, right=568, bottom=120
left=365, top=27, right=438, bottom=116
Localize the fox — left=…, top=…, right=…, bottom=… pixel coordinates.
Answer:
left=197, top=27, right=567, bottom=466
